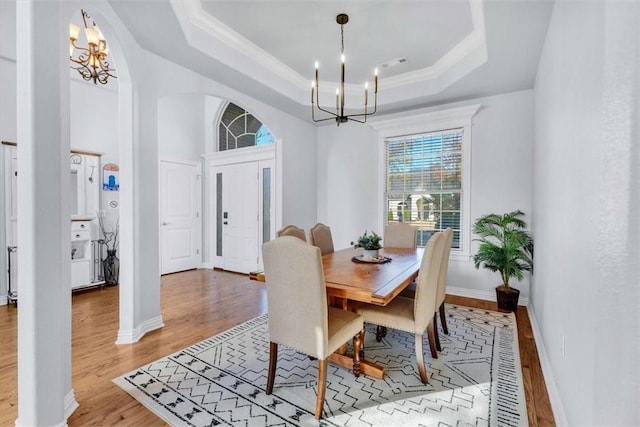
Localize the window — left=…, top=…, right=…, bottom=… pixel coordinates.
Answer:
left=373, top=104, right=480, bottom=255
left=218, top=103, right=274, bottom=151
left=386, top=130, right=463, bottom=248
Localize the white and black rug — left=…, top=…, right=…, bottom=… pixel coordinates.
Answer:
left=114, top=305, right=527, bottom=426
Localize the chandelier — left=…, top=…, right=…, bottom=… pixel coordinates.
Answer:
left=69, top=9, right=117, bottom=85
left=311, top=14, right=378, bottom=126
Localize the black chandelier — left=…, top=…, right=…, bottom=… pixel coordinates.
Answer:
left=69, top=9, right=117, bottom=85
left=311, top=14, right=378, bottom=126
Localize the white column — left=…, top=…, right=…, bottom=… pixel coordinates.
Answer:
left=116, top=69, right=163, bottom=344
left=15, top=1, right=76, bottom=425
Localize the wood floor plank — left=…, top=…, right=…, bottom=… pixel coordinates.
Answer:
left=0, top=270, right=554, bottom=426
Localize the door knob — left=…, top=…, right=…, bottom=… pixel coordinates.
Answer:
left=162, top=222, right=170, bottom=226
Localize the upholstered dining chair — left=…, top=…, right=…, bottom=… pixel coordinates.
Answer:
left=432, top=228, right=454, bottom=351
left=356, top=232, right=445, bottom=384
left=399, top=228, right=453, bottom=352
left=310, top=223, right=335, bottom=255
left=262, top=236, right=363, bottom=419
left=384, top=223, right=417, bottom=249
left=276, top=224, right=307, bottom=242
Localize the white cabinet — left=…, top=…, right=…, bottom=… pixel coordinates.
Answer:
left=2, top=145, right=105, bottom=296
left=71, top=220, right=93, bottom=289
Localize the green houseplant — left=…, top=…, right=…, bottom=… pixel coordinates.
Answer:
left=472, top=210, right=533, bottom=311
left=351, top=230, right=382, bottom=258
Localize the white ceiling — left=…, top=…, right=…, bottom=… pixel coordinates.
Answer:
left=108, top=0, right=554, bottom=124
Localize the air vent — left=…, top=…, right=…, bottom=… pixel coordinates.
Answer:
left=379, top=57, right=408, bottom=69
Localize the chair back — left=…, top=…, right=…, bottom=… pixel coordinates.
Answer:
left=384, top=223, right=417, bottom=248
left=310, top=223, right=334, bottom=255
left=262, top=236, right=328, bottom=358
left=435, top=228, right=454, bottom=306
left=277, top=225, right=307, bottom=242
left=413, top=232, right=445, bottom=330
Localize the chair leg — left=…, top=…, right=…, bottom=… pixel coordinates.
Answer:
left=414, top=333, right=429, bottom=384
left=427, top=322, right=438, bottom=359
left=433, top=313, right=442, bottom=352
left=315, top=359, right=328, bottom=419
left=266, top=342, right=278, bottom=394
left=353, top=330, right=362, bottom=377
left=439, top=303, right=449, bottom=335
left=376, top=325, right=387, bottom=342
left=359, top=328, right=366, bottom=359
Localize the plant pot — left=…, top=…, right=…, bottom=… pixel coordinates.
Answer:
left=363, top=249, right=380, bottom=259
left=495, top=285, right=520, bottom=312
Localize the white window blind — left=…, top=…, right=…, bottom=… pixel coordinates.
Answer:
left=385, top=128, right=463, bottom=248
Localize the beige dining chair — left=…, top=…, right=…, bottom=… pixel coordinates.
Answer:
left=399, top=228, right=453, bottom=352
left=356, top=231, right=445, bottom=384
left=433, top=228, right=454, bottom=351
left=310, top=223, right=334, bottom=255
left=384, top=223, right=417, bottom=249
left=276, top=224, right=307, bottom=242
left=262, top=236, right=363, bottom=419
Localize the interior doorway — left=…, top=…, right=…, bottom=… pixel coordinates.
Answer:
left=159, top=159, right=202, bottom=275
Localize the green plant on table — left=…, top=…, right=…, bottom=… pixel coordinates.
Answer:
left=351, top=230, right=382, bottom=250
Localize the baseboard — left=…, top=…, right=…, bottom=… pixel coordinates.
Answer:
left=447, top=285, right=530, bottom=306
left=0, top=295, right=6, bottom=306
left=115, top=315, right=165, bottom=345
left=200, top=261, right=214, bottom=269
left=64, top=389, right=79, bottom=419
left=527, top=305, right=568, bottom=426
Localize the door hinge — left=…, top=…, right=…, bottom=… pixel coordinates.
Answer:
left=197, top=249, right=200, bottom=255
left=196, top=211, right=200, bottom=218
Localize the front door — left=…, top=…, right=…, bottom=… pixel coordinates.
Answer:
left=160, top=160, right=201, bottom=275
left=219, top=162, right=259, bottom=273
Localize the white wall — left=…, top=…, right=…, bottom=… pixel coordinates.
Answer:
left=317, top=90, right=534, bottom=301
left=158, top=93, right=205, bottom=161
left=533, top=1, right=639, bottom=425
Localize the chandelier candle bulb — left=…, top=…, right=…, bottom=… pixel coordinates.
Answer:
left=375, top=68, right=379, bottom=93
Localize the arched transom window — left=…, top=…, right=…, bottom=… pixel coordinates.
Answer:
left=218, top=102, right=274, bottom=151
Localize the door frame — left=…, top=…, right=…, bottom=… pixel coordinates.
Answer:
left=158, top=158, right=203, bottom=274
left=204, top=143, right=279, bottom=271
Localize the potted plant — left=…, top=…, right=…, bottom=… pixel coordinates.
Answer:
left=472, top=210, right=533, bottom=311
left=351, top=230, right=382, bottom=258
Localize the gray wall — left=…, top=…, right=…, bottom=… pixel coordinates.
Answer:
left=532, top=1, right=639, bottom=424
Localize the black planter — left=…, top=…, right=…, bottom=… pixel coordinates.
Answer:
left=103, top=249, right=119, bottom=286
left=496, top=285, right=520, bottom=312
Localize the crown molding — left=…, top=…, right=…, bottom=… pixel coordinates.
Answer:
left=170, top=0, right=488, bottom=110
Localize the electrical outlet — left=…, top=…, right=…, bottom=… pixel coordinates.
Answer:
left=561, top=333, right=566, bottom=357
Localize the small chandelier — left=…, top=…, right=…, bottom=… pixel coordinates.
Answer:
left=311, top=13, right=378, bottom=126
left=69, top=9, right=117, bottom=85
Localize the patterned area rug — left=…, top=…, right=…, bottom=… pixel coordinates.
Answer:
left=114, top=305, right=527, bottom=426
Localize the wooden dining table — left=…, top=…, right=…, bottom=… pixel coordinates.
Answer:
left=321, top=247, right=423, bottom=378
left=252, top=246, right=424, bottom=379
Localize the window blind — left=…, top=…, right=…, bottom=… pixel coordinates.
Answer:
left=385, top=128, right=463, bottom=248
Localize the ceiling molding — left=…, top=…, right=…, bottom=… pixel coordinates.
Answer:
left=170, top=0, right=490, bottom=110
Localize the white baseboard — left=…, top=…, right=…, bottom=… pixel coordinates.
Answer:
left=64, top=389, right=79, bottom=419
left=447, top=285, right=530, bottom=306
left=15, top=390, right=77, bottom=427
left=200, top=261, right=214, bottom=269
left=115, top=315, right=165, bottom=344
left=0, top=295, right=6, bottom=306
left=526, top=305, right=567, bottom=426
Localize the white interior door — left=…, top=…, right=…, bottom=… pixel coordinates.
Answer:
left=220, top=162, right=259, bottom=273
left=160, top=160, right=201, bottom=275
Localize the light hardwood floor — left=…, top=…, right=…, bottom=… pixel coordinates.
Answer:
left=0, top=269, right=555, bottom=426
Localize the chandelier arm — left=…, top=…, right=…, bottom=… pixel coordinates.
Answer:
left=315, top=104, right=339, bottom=117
